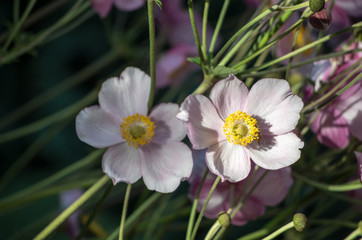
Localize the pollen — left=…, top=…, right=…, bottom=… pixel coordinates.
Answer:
left=223, top=111, right=259, bottom=146
left=120, top=113, right=155, bottom=149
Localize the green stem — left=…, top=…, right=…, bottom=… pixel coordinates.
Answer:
left=186, top=169, right=209, bottom=240
left=188, top=0, right=206, bottom=68
left=2, top=0, right=38, bottom=51
left=0, top=88, right=97, bottom=144
left=190, top=176, right=221, bottom=240
left=119, top=184, right=132, bottom=240
left=202, top=0, right=210, bottom=61
left=0, top=150, right=103, bottom=210
left=34, top=175, right=110, bottom=240
left=106, top=193, right=162, bottom=240
left=147, top=0, right=156, bottom=110
left=293, top=172, right=362, bottom=192
left=209, top=0, right=229, bottom=55
left=344, top=228, right=361, bottom=240
left=262, top=222, right=294, bottom=240
left=76, top=183, right=114, bottom=240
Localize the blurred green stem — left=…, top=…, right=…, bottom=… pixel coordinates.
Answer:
left=119, top=184, right=132, bottom=240
left=147, top=0, right=156, bottom=110
left=34, top=175, right=110, bottom=240
left=202, top=0, right=210, bottom=61
left=262, top=222, right=294, bottom=240
left=209, top=0, right=229, bottom=55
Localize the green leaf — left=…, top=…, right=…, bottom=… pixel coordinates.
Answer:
left=154, top=0, right=162, bottom=9
left=187, top=57, right=201, bottom=65
left=213, top=66, right=238, bottom=77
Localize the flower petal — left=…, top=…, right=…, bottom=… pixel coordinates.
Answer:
left=245, top=79, right=303, bottom=136
left=251, top=167, right=293, bottom=206
left=114, top=0, right=145, bottom=11
left=311, top=107, right=350, bottom=149
left=91, top=0, right=113, bottom=18
left=231, top=196, right=265, bottom=226
left=209, top=75, right=249, bottom=120
left=355, top=151, right=362, bottom=184
left=246, top=132, right=303, bottom=169
left=102, top=143, right=142, bottom=184
left=206, top=141, right=251, bottom=182
left=141, top=142, right=193, bottom=193
left=177, top=94, right=226, bottom=149
left=75, top=106, right=123, bottom=148
left=99, top=67, right=150, bottom=121
left=149, top=103, right=186, bottom=143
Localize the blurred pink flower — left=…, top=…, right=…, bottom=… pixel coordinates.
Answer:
left=355, top=151, right=362, bottom=184
left=156, top=45, right=199, bottom=88
left=309, top=42, right=362, bottom=149
left=76, top=67, right=193, bottom=193
left=91, top=0, right=145, bottom=18
left=189, top=149, right=293, bottom=226
left=177, top=75, right=304, bottom=182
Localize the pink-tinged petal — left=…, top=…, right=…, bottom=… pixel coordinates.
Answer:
left=310, top=60, right=332, bottom=91
left=177, top=94, right=226, bottom=149
left=335, top=0, right=362, bottom=17
left=245, top=79, right=303, bottom=136
left=149, top=103, right=186, bottom=143
left=311, top=107, right=350, bottom=149
left=91, top=0, right=113, bottom=18
left=102, top=143, right=142, bottom=184
left=114, top=0, right=145, bottom=11
left=99, top=67, right=150, bottom=121
left=247, top=133, right=303, bottom=169
left=337, top=81, right=362, bottom=141
left=231, top=196, right=265, bottom=226
left=355, top=152, right=362, bottom=184
left=252, top=167, right=293, bottom=206
left=141, top=142, right=193, bottom=193
left=75, top=106, right=123, bottom=148
left=206, top=141, right=251, bottom=182
left=209, top=75, right=249, bottom=120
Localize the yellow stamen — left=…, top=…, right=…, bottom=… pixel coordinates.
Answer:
left=120, top=113, right=155, bottom=149
left=223, top=111, right=259, bottom=146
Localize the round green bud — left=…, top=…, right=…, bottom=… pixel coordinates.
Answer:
left=218, top=212, right=231, bottom=228
left=293, top=213, right=307, bottom=232
left=309, top=0, right=325, bottom=13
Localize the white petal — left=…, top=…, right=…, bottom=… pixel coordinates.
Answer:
left=206, top=141, right=251, bottom=182
left=245, top=79, right=303, bottom=136
left=141, top=142, right=193, bottom=193
left=75, top=106, right=123, bottom=148
left=102, top=143, right=142, bottom=184
left=99, top=67, right=150, bottom=121
left=247, top=133, right=304, bottom=170
left=209, top=75, right=249, bottom=119
left=149, top=103, right=186, bottom=143
left=177, top=94, right=226, bottom=149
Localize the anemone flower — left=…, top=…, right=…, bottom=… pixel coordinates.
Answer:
left=76, top=67, right=193, bottom=193
left=177, top=75, right=304, bottom=182
left=189, top=149, right=293, bottom=226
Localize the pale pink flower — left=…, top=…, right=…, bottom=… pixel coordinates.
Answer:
left=91, top=0, right=145, bottom=18
left=76, top=67, right=193, bottom=193
left=309, top=42, right=362, bottom=149
left=177, top=75, right=304, bottom=182
left=355, top=151, right=362, bottom=184
left=189, top=149, right=293, bottom=226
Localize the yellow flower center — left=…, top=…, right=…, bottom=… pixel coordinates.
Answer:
left=120, top=113, right=155, bottom=149
left=223, top=111, right=259, bottom=146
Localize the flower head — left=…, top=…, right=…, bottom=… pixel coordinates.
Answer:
left=76, top=67, right=193, bottom=193
left=189, top=149, right=293, bottom=225
left=177, top=75, right=304, bottom=182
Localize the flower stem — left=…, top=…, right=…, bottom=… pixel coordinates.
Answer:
left=119, top=184, right=132, bottom=240
left=293, top=172, right=362, bottom=192
left=186, top=169, right=209, bottom=240
left=209, top=0, right=229, bottom=55
left=190, top=176, right=221, bottom=240
left=202, top=0, right=210, bottom=61
left=147, top=0, right=156, bottom=110
left=34, top=175, right=110, bottom=240
left=261, top=222, right=294, bottom=240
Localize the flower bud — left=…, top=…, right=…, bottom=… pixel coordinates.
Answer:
left=218, top=212, right=231, bottom=228
left=293, top=213, right=307, bottom=232
left=309, top=0, right=325, bottom=13
left=309, top=9, right=332, bottom=31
